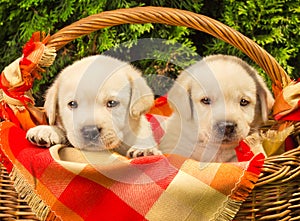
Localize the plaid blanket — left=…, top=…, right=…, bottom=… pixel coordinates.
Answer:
left=0, top=120, right=264, bottom=221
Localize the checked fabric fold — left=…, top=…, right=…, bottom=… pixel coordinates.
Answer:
left=0, top=121, right=264, bottom=221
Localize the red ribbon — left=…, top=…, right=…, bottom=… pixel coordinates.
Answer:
left=0, top=101, right=21, bottom=127
left=235, top=140, right=255, bottom=162
left=0, top=73, right=34, bottom=105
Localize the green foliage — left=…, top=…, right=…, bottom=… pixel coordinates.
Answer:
left=202, top=0, right=300, bottom=81
left=0, top=0, right=203, bottom=104
left=0, top=0, right=299, bottom=104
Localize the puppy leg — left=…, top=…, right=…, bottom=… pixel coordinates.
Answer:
left=26, top=125, right=67, bottom=147
left=126, top=117, right=162, bottom=158
left=127, top=145, right=162, bottom=158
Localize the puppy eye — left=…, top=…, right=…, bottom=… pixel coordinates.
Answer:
left=240, top=99, right=250, bottom=106
left=68, top=101, right=78, bottom=109
left=201, top=97, right=211, bottom=105
left=107, top=100, right=120, bottom=108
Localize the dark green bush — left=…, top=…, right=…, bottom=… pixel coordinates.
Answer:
left=201, top=0, right=299, bottom=82
left=0, top=0, right=203, bottom=103
left=0, top=0, right=299, bottom=103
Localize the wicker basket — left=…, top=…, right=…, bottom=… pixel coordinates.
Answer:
left=1, top=6, right=300, bottom=220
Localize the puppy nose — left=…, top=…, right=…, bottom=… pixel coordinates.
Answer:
left=215, top=121, right=237, bottom=136
left=81, top=125, right=101, bottom=141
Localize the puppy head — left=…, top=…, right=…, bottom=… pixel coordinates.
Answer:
left=44, top=55, right=154, bottom=151
left=204, top=55, right=274, bottom=125
left=168, top=55, right=274, bottom=147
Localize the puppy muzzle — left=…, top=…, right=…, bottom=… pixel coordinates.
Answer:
left=81, top=125, right=101, bottom=142
left=213, top=121, right=238, bottom=142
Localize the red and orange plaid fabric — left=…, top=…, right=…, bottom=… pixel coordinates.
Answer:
left=0, top=121, right=264, bottom=221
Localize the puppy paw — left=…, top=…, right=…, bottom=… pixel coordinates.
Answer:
left=26, top=125, right=67, bottom=147
left=126, top=146, right=162, bottom=158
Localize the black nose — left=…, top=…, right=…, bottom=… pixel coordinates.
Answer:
left=215, top=121, right=237, bottom=136
left=81, top=125, right=101, bottom=141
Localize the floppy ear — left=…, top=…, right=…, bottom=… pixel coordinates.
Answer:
left=127, top=69, right=154, bottom=120
left=44, top=79, right=59, bottom=125
left=256, top=75, right=274, bottom=122
left=168, top=72, right=194, bottom=120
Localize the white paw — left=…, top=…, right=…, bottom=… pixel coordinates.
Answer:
left=126, top=146, right=162, bottom=158
left=26, top=125, right=67, bottom=147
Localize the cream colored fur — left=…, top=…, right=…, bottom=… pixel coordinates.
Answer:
left=160, top=55, right=274, bottom=162
left=26, top=55, right=161, bottom=158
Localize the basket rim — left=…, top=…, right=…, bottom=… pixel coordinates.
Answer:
left=46, top=6, right=290, bottom=88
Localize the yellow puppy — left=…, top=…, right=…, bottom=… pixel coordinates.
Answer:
left=27, top=55, right=161, bottom=158
left=160, top=55, right=274, bottom=162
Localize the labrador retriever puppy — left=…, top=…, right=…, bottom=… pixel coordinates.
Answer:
left=26, top=55, right=161, bottom=158
left=159, top=54, right=274, bottom=162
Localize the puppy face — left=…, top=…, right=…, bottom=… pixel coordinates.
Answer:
left=189, top=64, right=257, bottom=145
left=45, top=55, right=154, bottom=151
left=165, top=55, right=274, bottom=160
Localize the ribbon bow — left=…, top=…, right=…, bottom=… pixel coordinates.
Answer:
left=0, top=32, right=56, bottom=130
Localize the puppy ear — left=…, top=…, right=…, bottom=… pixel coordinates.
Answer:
left=127, top=69, right=154, bottom=119
left=44, top=79, right=59, bottom=125
left=256, top=75, right=274, bottom=123
left=168, top=72, right=194, bottom=120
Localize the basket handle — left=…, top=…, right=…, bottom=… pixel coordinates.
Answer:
left=47, top=6, right=290, bottom=88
